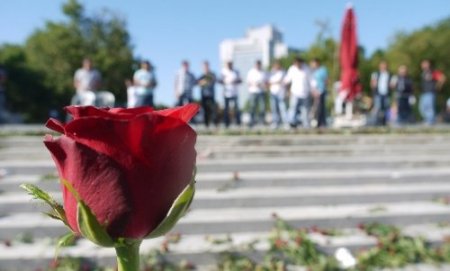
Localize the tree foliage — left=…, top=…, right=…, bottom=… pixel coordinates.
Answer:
left=26, top=0, right=135, bottom=107
left=385, top=17, right=450, bottom=110
left=0, top=44, right=52, bottom=121
left=0, top=0, right=135, bottom=122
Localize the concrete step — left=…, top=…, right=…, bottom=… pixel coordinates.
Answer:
left=1, top=201, right=449, bottom=239
left=197, top=133, right=450, bottom=144
left=1, top=132, right=449, bottom=270
left=2, top=155, right=450, bottom=175
left=0, top=141, right=450, bottom=156
left=2, top=167, right=450, bottom=192
left=2, top=134, right=450, bottom=148
left=174, top=201, right=450, bottom=235
left=402, top=223, right=450, bottom=246
left=197, top=135, right=450, bottom=147
left=5, top=143, right=450, bottom=160
left=197, top=146, right=450, bottom=159
left=0, top=231, right=268, bottom=271
left=1, top=223, right=449, bottom=271
left=2, top=183, right=450, bottom=215
left=2, top=146, right=449, bottom=161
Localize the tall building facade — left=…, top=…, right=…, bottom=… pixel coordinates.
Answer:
left=219, top=25, right=296, bottom=108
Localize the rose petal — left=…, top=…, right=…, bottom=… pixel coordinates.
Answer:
left=46, top=119, right=65, bottom=134
left=155, top=104, right=200, bottom=123
left=62, top=113, right=196, bottom=238
left=65, top=106, right=154, bottom=120
left=107, top=107, right=154, bottom=116
left=65, top=106, right=110, bottom=119
left=122, top=119, right=196, bottom=237
left=64, top=110, right=197, bottom=167
left=44, top=135, right=130, bottom=237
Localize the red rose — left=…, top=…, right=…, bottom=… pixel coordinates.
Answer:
left=44, top=104, right=199, bottom=240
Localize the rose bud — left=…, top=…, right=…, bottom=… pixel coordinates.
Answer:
left=24, top=104, right=199, bottom=249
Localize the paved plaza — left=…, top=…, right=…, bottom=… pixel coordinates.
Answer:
left=0, top=127, right=450, bottom=270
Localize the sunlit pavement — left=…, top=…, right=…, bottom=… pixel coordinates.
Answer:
left=0, top=126, right=450, bottom=270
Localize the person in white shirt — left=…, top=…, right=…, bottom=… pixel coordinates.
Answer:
left=310, top=58, right=329, bottom=128
left=219, top=61, right=242, bottom=127
left=174, top=60, right=196, bottom=106
left=246, top=60, right=268, bottom=126
left=133, top=60, right=157, bottom=107
left=283, top=57, right=312, bottom=128
left=269, top=60, right=286, bottom=128
left=73, top=58, right=101, bottom=106
left=125, top=79, right=138, bottom=108
left=370, top=60, right=391, bottom=125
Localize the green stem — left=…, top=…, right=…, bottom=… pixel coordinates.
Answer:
left=115, top=240, right=141, bottom=271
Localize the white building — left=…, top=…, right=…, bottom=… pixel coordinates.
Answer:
left=219, top=24, right=296, bottom=108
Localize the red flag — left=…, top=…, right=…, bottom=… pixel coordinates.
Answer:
left=339, top=4, right=361, bottom=101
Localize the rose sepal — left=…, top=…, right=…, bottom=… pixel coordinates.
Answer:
left=61, top=179, right=115, bottom=247
left=77, top=200, right=115, bottom=247
left=55, top=232, right=77, bottom=259
left=146, top=168, right=196, bottom=239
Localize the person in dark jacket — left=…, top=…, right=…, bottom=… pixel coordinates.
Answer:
left=197, top=61, right=217, bottom=127
left=390, top=65, right=414, bottom=124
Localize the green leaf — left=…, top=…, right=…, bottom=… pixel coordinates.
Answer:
left=20, top=183, right=67, bottom=225
left=77, top=200, right=114, bottom=247
left=146, top=180, right=195, bottom=239
left=55, top=232, right=77, bottom=259
left=44, top=212, right=65, bottom=222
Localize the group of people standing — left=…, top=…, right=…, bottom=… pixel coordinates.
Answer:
left=73, top=58, right=157, bottom=109
left=173, top=60, right=242, bottom=128
left=172, top=60, right=233, bottom=127
left=251, top=57, right=329, bottom=129
left=172, top=57, right=329, bottom=129
left=371, top=59, right=446, bottom=125
left=71, top=57, right=448, bottom=128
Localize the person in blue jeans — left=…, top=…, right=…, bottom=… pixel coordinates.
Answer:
left=370, top=60, right=392, bottom=126
left=197, top=61, right=217, bottom=127
left=133, top=60, right=157, bottom=107
left=246, top=60, right=268, bottom=127
left=174, top=60, right=196, bottom=106
left=269, top=61, right=287, bottom=128
left=419, top=59, right=446, bottom=125
left=284, top=57, right=312, bottom=128
left=390, top=65, right=414, bottom=124
left=219, top=62, right=242, bottom=128
left=310, top=58, right=328, bottom=128
left=224, top=96, right=240, bottom=127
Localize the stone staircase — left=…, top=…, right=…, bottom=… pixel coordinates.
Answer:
left=0, top=133, right=450, bottom=270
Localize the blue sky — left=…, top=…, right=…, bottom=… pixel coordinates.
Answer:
left=1, top=0, right=449, bottom=105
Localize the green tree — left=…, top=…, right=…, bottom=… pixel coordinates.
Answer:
left=23, top=0, right=135, bottom=120
left=383, top=17, right=450, bottom=114
left=0, top=44, right=53, bottom=121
